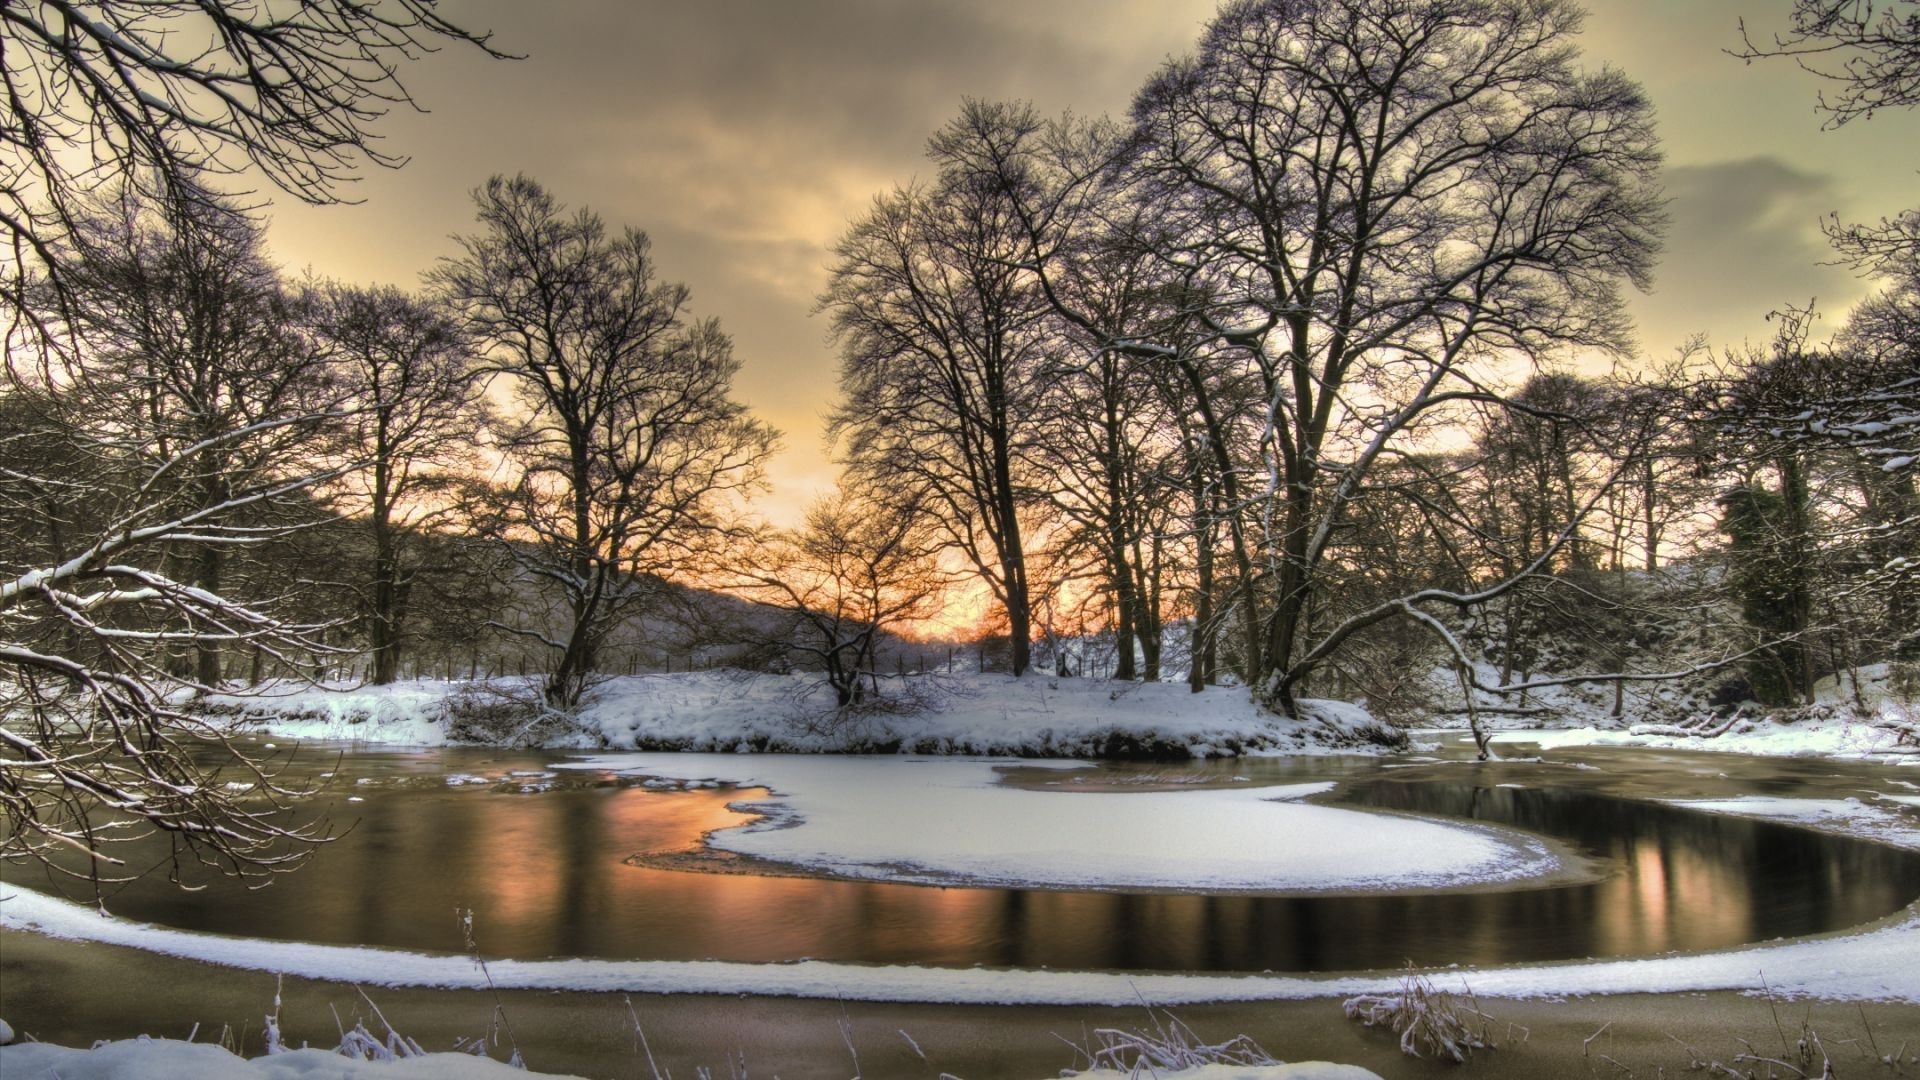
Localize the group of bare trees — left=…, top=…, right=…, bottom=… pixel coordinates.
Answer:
left=1707, top=0, right=1920, bottom=705
left=7, top=173, right=782, bottom=703
left=821, top=0, right=1917, bottom=732
left=825, top=0, right=1674, bottom=715
left=434, top=175, right=777, bottom=708
left=1, top=0, right=507, bottom=883
left=0, top=3, right=789, bottom=879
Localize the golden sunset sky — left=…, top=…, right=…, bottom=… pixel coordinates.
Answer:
left=260, top=0, right=1920, bottom=527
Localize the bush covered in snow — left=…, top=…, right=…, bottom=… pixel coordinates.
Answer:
left=1343, top=972, right=1515, bottom=1063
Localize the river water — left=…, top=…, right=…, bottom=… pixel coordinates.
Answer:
left=8, top=738, right=1918, bottom=975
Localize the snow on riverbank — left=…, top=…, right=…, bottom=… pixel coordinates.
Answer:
left=0, top=1040, right=574, bottom=1080
left=1665, top=795, right=1920, bottom=850
left=0, top=1039, right=1380, bottom=1080
left=5, top=884, right=1919, bottom=1005
left=208, top=680, right=469, bottom=746
left=1481, top=664, right=1920, bottom=763
left=213, top=671, right=1404, bottom=758
left=553, top=754, right=1560, bottom=892
left=1488, top=708, right=1920, bottom=762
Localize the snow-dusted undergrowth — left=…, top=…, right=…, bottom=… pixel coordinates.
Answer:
left=1491, top=707, right=1920, bottom=762
left=1461, top=664, right=1917, bottom=764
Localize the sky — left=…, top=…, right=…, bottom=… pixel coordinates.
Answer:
left=261, top=0, right=1920, bottom=527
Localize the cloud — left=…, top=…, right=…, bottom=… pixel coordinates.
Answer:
left=256, top=1, right=1911, bottom=529
left=1630, top=156, right=1870, bottom=354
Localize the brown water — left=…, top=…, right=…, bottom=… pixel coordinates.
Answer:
left=9, top=741, right=1920, bottom=975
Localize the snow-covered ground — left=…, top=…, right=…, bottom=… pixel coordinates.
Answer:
left=1490, top=708, right=1920, bottom=761
left=555, top=754, right=1560, bottom=892
left=1479, top=664, right=1920, bottom=763
left=0, top=1039, right=1381, bottom=1080
left=0, top=1040, right=571, bottom=1080
left=210, top=671, right=1404, bottom=758
left=1664, top=794, right=1920, bottom=850
left=201, top=659, right=1920, bottom=769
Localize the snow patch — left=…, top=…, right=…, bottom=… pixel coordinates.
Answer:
left=0, top=1040, right=572, bottom=1079
left=1667, top=795, right=1920, bottom=850
left=555, top=754, right=1557, bottom=892
left=0, top=1039, right=1380, bottom=1080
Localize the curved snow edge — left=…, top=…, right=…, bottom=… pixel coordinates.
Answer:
left=3, top=886, right=1917, bottom=1005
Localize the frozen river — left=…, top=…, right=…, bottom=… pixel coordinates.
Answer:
left=7, top=740, right=1919, bottom=975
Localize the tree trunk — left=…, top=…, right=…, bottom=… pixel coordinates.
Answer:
left=370, top=521, right=400, bottom=685
left=369, top=439, right=402, bottom=685
left=548, top=434, right=603, bottom=708
left=1263, top=496, right=1317, bottom=716
left=990, top=428, right=1031, bottom=677
left=1643, top=456, right=1659, bottom=573
left=194, top=539, right=223, bottom=688
left=1134, top=533, right=1163, bottom=682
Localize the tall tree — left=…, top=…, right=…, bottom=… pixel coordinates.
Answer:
left=306, top=282, right=482, bottom=684
left=1029, top=235, right=1173, bottom=682
left=824, top=175, right=1049, bottom=677
left=435, top=175, right=777, bottom=709
left=2, top=191, right=354, bottom=887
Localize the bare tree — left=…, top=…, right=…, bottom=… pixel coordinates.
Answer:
left=0, top=0, right=502, bottom=887
left=823, top=175, right=1050, bottom=677
left=0, top=0, right=506, bottom=330
left=435, top=175, right=777, bottom=710
left=1729, top=2, right=1920, bottom=691
left=729, top=489, right=946, bottom=707
left=948, top=0, right=1664, bottom=715
left=2, top=192, right=354, bottom=889
left=306, top=282, right=483, bottom=684
left=1029, top=260, right=1167, bottom=681
left=1711, top=299, right=1920, bottom=687
left=56, top=187, right=346, bottom=687
left=1737, top=2, right=1920, bottom=276
left=1735, top=0, right=1920, bottom=125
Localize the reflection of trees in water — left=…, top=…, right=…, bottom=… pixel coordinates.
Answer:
left=1352, top=782, right=1920, bottom=962
left=15, top=779, right=1917, bottom=975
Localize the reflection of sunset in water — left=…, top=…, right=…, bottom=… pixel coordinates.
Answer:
left=16, top=757, right=1917, bottom=977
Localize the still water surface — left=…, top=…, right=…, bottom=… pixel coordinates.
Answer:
left=10, top=743, right=1920, bottom=974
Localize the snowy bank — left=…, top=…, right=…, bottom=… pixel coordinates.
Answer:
left=1489, top=706, right=1919, bottom=762
left=213, top=671, right=1405, bottom=758
left=0, top=1039, right=1379, bottom=1080
left=0, top=1040, right=576, bottom=1080
left=554, top=754, right=1561, bottom=892
left=1482, top=664, right=1919, bottom=763
left=1663, top=794, right=1920, bottom=851
left=6, top=885, right=1919, bottom=1005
